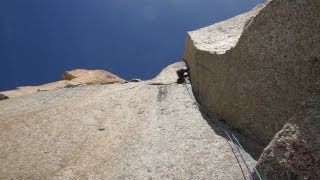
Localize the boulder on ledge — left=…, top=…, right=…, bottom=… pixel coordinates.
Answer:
left=0, top=69, right=126, bottom=100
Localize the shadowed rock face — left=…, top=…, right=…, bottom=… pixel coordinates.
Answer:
left=254, top=71, right=320, bottom=177
left=1, top=0, right=319, bottom=178
left=0, top=69, right=126, bottom=100
left=0, top=94, right=8, bottom=100
left=0, top=62, right=255, bottom=179
left=256, top=88, right=320, bottom=179
left=183, top=0, right=320, bottom=178
left=184, top=0, right=320, bottom=148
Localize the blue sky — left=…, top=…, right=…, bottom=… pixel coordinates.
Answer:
left=0, top=0, right=263, bottom=91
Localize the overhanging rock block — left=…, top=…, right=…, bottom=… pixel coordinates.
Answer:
left=183, top=0, right=320, bottom=178
left=183, top=0, right=320, bottom=148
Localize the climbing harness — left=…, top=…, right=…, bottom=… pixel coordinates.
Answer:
left=182, top=76, right=263, bottom=180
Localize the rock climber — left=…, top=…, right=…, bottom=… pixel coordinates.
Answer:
left=176, top=67, right=190, bottom=84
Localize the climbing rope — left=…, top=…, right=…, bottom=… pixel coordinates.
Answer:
left=225, top=131, right=254, bottom=180
left=231, top=134, right=263, bottom=180
left=181, top=75, right=262, bottom=180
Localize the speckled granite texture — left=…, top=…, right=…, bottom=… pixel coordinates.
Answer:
left=184, top=0, right=320, bottom=149
left=0, top=62, right=255, bottom=179
left=256, top=86, right=320, bottom=179
left=183, top=0, right=320, bottom=178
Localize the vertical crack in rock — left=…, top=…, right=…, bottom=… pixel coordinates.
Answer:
left=157, top=85, right=168, bottom=102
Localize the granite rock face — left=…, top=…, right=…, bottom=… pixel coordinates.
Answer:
left=62, top=69, right=126, bottom=84
left=0, top=94, right=8, bottom=101
left=183, top=0, right=320, bottom=178
left=256, top=87, right=320, bottom=179
left=184, top=0, right=320, bottom=148
left=0, top=62, right=255, bottom=179
left=0, top=69, right=126, bottom=100
left=149, top=62, right=187, bottom=85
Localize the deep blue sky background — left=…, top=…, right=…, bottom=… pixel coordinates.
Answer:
left=0, top=0, right=263, bottom=91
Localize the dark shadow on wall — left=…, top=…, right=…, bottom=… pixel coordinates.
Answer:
left=184, top=77, right=265, bottom=159
left=178, top=64, right=266, bottom=160
left=199, top=108, right=264, bottom=160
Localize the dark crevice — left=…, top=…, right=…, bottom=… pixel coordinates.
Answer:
left=184, top=75, right=265, bottom=160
